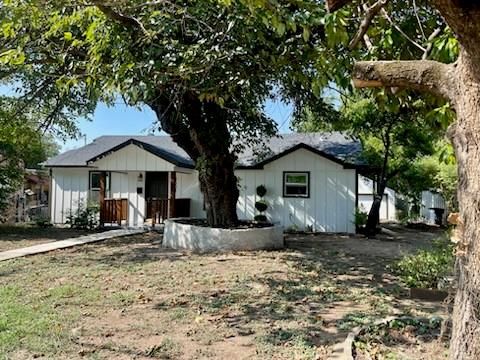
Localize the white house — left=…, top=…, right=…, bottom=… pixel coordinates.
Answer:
left=421, top=190, right=447, bottom=225
left=45, top=132, right=368, bottom=233
left=357, top=175, right=397, bottom=222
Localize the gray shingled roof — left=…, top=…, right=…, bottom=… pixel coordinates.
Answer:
left=237, top=132, right=364, bottom=167
left=44, top=132, right=365, bottom=168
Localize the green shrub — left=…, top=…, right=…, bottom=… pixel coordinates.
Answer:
left=254, top=185, right=268, bottom=222
left=255, top=200, right=268, bottom=213
left=256, top=185, right=267, bottom=197
left=354, top=207, right=368, bottom=227
left=66, top=201, right=100, bottom=230
left=254, top=214, right=268, bottom=222
left=394, top=238, right=454, bottom=288
left=33, top=215, right=52, bottom=228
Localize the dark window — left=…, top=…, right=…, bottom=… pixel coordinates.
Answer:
left=89, top=172, right=110, bottom=202
left=90, top=172, right=101, bottom=190
left=283, top=172, right=309, bottom=198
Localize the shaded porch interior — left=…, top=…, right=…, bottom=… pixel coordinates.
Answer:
left=99, top=171, right=191, bottom=227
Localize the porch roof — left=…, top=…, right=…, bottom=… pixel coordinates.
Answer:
left=44, top=132, right=366, bottom=169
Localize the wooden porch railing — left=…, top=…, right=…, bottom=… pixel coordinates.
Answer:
left=146, top=198, right=191, bottom=225
left=147, top=198, right=169, bottom=225
left=101, top=198, right=128, bottom=225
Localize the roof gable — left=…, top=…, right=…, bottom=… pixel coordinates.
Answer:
left=87, top=138, right=194, bottom=168
left=236, top=132, right=365, bottom=168
left=237, top=143, right=358, bottom=169
left=44, top=132, right=366, bottom=169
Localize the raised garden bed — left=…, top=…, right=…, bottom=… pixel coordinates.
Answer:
left=343, top=317, right=448, bottom=360
left=172, top=218, right=274, bottom=229
left=163, top=218, right=284, bottom=251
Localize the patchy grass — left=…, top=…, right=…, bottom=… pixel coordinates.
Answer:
left=0, top=228, right=446, bottom=359
left=0, top=284, right=76, bottom=357
left=0, top=224, right=98, bottom=252
left=353, top=317, right=448, bottom=360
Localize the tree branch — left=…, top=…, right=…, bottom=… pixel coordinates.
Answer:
left=380, top=8, right=426, bottom=52
left=413, top=0, right=427, bottom=40
left=352, top=60, right=457, bottom=102
left=349, top=0, right=389, bottom=50
left=326, top=0, right=353, bottom=12
left=422, top=27, right=443, bottom=60
left=94, top=2, right=149, bottom=37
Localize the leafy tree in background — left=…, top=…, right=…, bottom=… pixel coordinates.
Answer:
left=392, top=142, right=458, bottom=214
left=0, top=97, right=59, bottom=216
left=293, top=96, right=441, bottom=234
left=0, top=0, right=334, bottom=227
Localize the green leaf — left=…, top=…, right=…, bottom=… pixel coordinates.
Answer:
left=302, top=27, right=310, bottom=42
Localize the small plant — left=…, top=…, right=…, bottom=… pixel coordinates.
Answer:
left=66, top=201, right=100, bottom=230
left=33, top=215, right=52, bottom=228
left=394, top=237, right=454, bottom=288
left=285, top=223, right=300, bottom=233
left=254, top=185, right=268, bottom=222
left=354, top=206, right=368, bottom=227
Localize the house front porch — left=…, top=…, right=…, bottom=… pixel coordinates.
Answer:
left=97, top=170, right=191, bottom=228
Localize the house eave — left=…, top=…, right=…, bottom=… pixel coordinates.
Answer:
left=86, top=138, right=194, bottom=169
left=43, top=165, right=97, bottom=168
left=236, top=143, right=368, bottom=170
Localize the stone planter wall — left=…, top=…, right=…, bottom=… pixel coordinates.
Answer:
left=163, top=218, right=284, bottom=252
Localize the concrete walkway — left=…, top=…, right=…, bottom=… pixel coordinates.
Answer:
left=0, top=229, right=146, bottom=262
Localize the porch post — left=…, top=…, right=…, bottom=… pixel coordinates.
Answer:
left=168, top=171, right=176, bottom=218
left=99, top=172, right=106, bottom=225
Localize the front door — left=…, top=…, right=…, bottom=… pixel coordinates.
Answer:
left=145, top=172, right=169, bottom=220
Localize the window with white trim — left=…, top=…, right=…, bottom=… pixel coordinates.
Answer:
left=89, top=172, right=110, bottom=202
left=283, top=172, right=310, bottom=198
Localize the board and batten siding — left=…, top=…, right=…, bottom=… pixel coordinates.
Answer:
left=236, top=148, right=356, bottom=233
left=50, top=145, right=357, bottom=232
left=176, top=172, right=205, bottom=218
left=357, top=175, right=396, bottom=221
left=50, top=168, right=147, bottom=226
left=50, top=168, right=89, bottom=224
left=109, top=171, right=146, bottom=226
left=421, top=190, right=447, bottom=224
left=92, top=143, right=176, bottom=172
left=50, top=168, right=202, bottom=226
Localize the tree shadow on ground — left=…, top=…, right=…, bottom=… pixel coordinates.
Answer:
left=149, top=233, right=444, bottom=350
left=0, top=226, right=97, bottom=243
left=39, top=229, right=445, bottom=350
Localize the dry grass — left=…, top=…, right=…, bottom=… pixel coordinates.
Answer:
left=0, top=226, right=447, bottom=359
left=0, top=225, right=98, bottom=252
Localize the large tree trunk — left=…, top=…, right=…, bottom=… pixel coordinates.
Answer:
left=365, top=179, right=386, bottom=236
left=149, top=93, right=240, bottom=228
left=448, top=51, right=480, bottom=359
left=196, top=148, right=239, bottom=227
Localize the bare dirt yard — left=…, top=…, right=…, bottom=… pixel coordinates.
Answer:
left=0, top=225, right=448, bottom=359
left=0, top=225, right=100, bottom=252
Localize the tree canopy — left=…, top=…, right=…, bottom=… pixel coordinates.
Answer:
left=0, top=0, right=333, bottom=137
